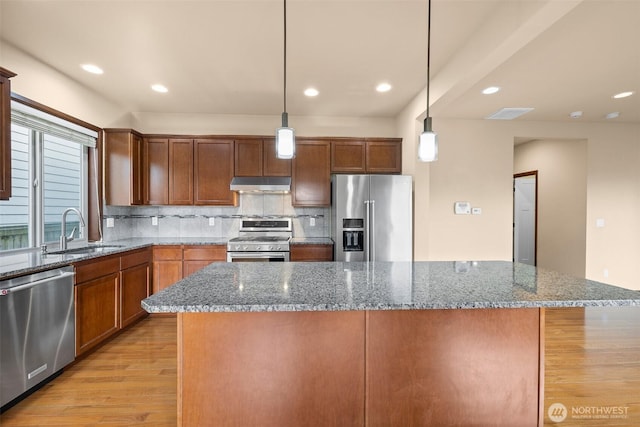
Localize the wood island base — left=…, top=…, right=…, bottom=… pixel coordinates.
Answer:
left=178, top=308, right=543, bottom=427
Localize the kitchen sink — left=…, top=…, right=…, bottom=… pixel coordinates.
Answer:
left=48, top=244, right=125, bottom=255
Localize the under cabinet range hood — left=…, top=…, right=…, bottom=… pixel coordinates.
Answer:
left=230, top=176, right=291, bottom=193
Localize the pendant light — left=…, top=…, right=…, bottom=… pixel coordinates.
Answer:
left=276, top=0, right=295, bottom=159
left=418, top=0, right=438, bottom=162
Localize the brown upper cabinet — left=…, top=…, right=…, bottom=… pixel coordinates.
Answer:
left=331, top=138, right=402, bottom=174
left=169, top=138, right=194, bottom=205
left=292, top=139, right=331, bottom=207
left=235, top=137, right=291, bottom=177
left=143, top=137, right=169, bottom=205
left=0, top=67, right=16, bottom=200
left=104, top=129, right=144, bottom=205
left=194, top=138, right=237, bottom=205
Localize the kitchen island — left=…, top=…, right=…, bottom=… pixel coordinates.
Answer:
left=142, top=261, right=640, bottom=427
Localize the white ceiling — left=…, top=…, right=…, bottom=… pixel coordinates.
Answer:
left=1, top=0, right=639, bottom=124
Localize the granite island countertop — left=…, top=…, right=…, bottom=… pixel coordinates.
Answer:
left=142, top=261, right=640, bottom=312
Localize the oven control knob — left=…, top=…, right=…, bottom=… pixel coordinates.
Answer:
left=275, top=245, right=280, bottom=250
left=257, top=246, right=261, bottom=250
left=243, top=246, right=248, bottom=250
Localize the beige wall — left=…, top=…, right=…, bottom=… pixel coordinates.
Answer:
left=2, top=42, right=129, bottom=128
left=130, top=112, right=396, bottom=138
left=398, top=86, right=640, bottom=289
left=514, top=139, right=587, bottom=277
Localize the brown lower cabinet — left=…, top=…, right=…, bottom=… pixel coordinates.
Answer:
left=153, top=244, right=226, bottom=293
left=178, top=308, right=542, bottom=426
left=74, top=248, right=152, bottom=356
left=290, top=244, right=333, bottom=261
left=74, top=256, right=120, bottom=356
left=120, top=248, right=152, bottom=328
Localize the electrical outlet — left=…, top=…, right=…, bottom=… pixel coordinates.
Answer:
left=603, top=269, right=609, bottom=278
left=209, top=217, right=215, bottom=226
left=152, top=216, right=158, bottom=226
left=106, top=217, right=114, bottom=228
left=310, top=217, right=316, bottom=227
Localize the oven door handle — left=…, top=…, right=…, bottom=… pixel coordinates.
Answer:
left=227, top=252, right=289, bottom=262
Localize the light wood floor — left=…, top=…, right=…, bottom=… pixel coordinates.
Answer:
left=1, top=307, right=639, bottom=426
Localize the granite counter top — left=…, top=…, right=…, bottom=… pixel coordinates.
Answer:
left=290, top=237, right=333, bottom=245
left=142, top=261, right=640, bottom=313
left=0, top=237, right=229, bottom=279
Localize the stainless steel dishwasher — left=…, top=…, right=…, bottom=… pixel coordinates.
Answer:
left=0, top=266, right=76, bottom=408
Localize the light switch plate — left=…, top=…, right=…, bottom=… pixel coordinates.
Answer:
left=472, top=207, right=482, bottom=215
left=209, top=217, right=215, bottom=226
left=151, top=216, right=158, bottom=226
left=454, top=201, right=471, bottom=215
left=106, top=217, right=114, bottom=228
left=310, top=217, right=316, bottom=227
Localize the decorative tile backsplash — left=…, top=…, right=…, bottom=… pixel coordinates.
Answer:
left=102, top=194, right=330, bottom=241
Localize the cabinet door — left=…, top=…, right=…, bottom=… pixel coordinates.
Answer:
left=263, top=138, right=291, bottom=177
left=75, top=272, right=120, bottom=356
left=292, top=140, right=331, bottom=207
left=131, top=134, right=144, bottom=205
left=169, top=139, right=194, bottom=205
left=183, top=245, right=227, bottom=276
left=194, top=138, right=237, bottom=206
left=290, top=244, right=334, bottom=261
left=105, top=129, right=143, bottom=205
left=120, top=262, right=150, bottom=328
left=331, top=140, right=366, bottom=173
left=234, top=139, right=263, bottom=177
left=153, top=246, right=183, bottom=294
left=366, top=139, right=402, bottom=174
left=144, top=137, right=169, bottom=205
left=0, top=68, right=16, bottom=200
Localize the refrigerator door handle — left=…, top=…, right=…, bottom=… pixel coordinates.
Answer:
left=364, top=200, right=370, bottom=261
left=370, top=199, right=375, bottom=262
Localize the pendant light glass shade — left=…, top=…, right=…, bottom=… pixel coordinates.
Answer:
left=276, top=113, right=295, bottom=159
left=418, top=117, right=438, bottom=162
left=418, top=131, right=438, bottom=162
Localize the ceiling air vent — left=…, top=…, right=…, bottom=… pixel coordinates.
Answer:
left=485, top=107, right=534, bottom=120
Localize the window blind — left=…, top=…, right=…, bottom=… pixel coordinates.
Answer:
left=10, top=100, right=97, bottom=148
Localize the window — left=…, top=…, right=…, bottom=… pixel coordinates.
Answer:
left=0, top=101, right=97, bottom=252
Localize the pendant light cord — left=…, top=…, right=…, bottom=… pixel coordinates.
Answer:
left=425, top=0, right=432, bottom=123
left=283, top=0, right=288, bottom=118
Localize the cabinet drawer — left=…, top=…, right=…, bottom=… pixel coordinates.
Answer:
left=75, top=256, right=120, bottom=283
left=153, top=246, right=183, bottom=261
left=183, top=245, right=226, bottom=261
left=121, top=247, right=152, bottom=269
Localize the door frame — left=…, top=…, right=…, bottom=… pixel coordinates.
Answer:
left=513, top=170, right=538, bottom=265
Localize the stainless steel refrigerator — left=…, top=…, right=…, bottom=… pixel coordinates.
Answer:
left=331, top=174, right=412, bottom=262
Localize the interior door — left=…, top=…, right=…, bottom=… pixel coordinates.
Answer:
left=514, top=172, right=537, bottom=265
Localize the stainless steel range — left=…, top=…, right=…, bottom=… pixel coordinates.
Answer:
left=227, top=218, right=292, bottom=262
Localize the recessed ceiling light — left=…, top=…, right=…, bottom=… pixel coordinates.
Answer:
left=304, top=88, right=319, bottom=97
left=569, top=111, right=583, bottom=119
left=151, top=84, right=168, bottom=93
left=612, top=91, right=634, bottom=99
left=482, top=86, right=500, bottom=95
left=376, top=83, right=392, bottom=93
left=81, top=64, right=104, bottom=75
left=605, top=112, right=620, bottom=119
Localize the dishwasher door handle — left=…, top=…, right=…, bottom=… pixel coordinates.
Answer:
left=0, top=271, right=75, bottom=295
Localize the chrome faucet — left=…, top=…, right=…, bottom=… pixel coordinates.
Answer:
left=60, top=208, right=86, bottom=250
